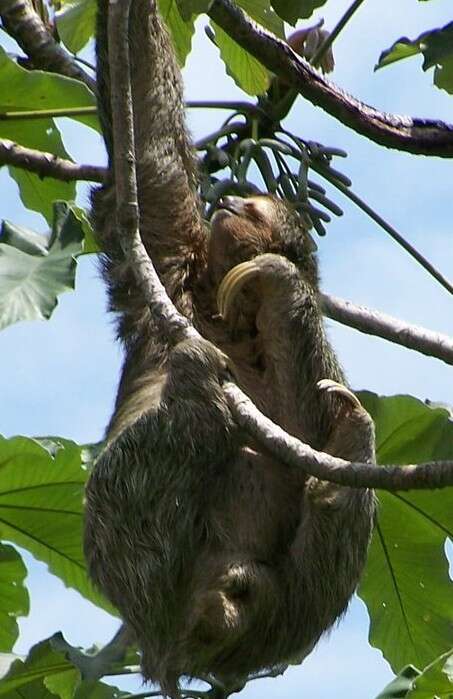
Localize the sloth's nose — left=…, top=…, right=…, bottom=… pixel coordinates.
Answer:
left=217, top=196, right=246, bottom=215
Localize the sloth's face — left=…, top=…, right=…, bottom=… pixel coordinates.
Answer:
left=209, top=195, right=300, bottom=285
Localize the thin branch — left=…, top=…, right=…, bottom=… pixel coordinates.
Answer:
left=123, top=693, right=211, bottom=699
left=224, top=381, right=453, bottom=491
left=122, top=693, right=164, bottom=698
left=0, top=0, right=96, bottom=92
left=322, top=294, right=453, bottom=366
left=0, top=138, right=106, bottom=182
left=310, top=161, right=453, bottom=296
left=207, top=0, right=453, bottom=158
left=108, top=0, right=197, bottom=346
left=186, top=100, right=264, bottom=116
left=311, top=0, right=367, bottom=67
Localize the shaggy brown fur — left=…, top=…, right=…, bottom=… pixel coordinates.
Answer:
left=84, top=1, right=376, bottom=694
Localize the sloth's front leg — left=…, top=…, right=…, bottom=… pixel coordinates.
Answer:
left=217, top=253, right=345, bottom=447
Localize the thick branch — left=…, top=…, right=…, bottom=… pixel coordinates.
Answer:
left=322, top=294, right=453, bottom=366
left=0, top=0, right=96, bottom=92
left=224, top=382, right=453, bottom=491
left=208, top=0, right=453, bottom=158
left=0, top=138, right=105, bottom=182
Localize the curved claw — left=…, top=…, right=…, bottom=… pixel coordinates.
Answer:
left=217, top=260, right=261, bottom=320
left=317, top=379, right=362, bottom=410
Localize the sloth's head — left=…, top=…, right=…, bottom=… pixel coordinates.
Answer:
left=208, top=194, right=318, bottom=287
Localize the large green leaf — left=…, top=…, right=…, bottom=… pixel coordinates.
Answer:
left=0, top=47, right=97, bottom=128
left=0, top=436, right=112, bottom=613
left=175, top=0, right=211, bottom=21
left=56, top=0, right=96, bottom=54
left=408, top=650, right=453, bottom=698
left=0, top=545, right=29, bottom=652
left=0, top=636, right=128, bottom=699
left=375, top=22, right=453, bottom=94
left=69, top=204, right=100, bottom=254
left=270, top=0, right=326, bottom=25
left=74, top=682, right=128, bottom=698
left=375, top=665, right=420, bottom=699
left=0, top=47, right=98, bottom=221
left=0, top=638, right=80, bottom=698
left=211, top=22, right=271, bottom=95
left=238, top=0, right=284, bottom=37
left=358, top=393, right=453, bottom=672
left=209, top=1, right=284, bottom=94
left=0, top=202, right=84, bottom=330
left=158, top=0, right=196, bottom=66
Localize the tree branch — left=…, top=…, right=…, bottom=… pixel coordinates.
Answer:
left=0, top=138, right=106, bottom=182
left=208, top=0, right=453, bottom=158
left=107, top=0, right=197, bottom=346
left=322, top=293, right=453, bottom=366
left=224, top=382, right=453, bottom=490
left=0, top=0, right=96, bottom=93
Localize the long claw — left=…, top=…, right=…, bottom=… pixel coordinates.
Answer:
left=317, top=379, right=362, bottom=410
left=217, top=261, right=261, bottom=320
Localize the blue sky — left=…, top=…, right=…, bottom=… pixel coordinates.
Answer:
left=1, top=0, right=453, bottom=697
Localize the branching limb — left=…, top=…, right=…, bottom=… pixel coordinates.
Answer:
left=0, top=138, right=106, bottom=182
left=208, top=0, right=453, bottom=158
left=224, top=381, right=453, bottom=491
left=322, top=293, right=453, bottom=366
left=0, top=0, right=96, bottom=92
left=107, top=0, right=198, bottom=346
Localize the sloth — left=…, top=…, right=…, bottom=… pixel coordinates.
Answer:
left=84, top=0, right=376, bottom=695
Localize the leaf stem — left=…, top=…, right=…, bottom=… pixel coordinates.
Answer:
left=0, top=107, right=97, bottom=120
left=312, top=161, right=453, bottom=296
left=311, top=0, right=367, bottom=67
left=186, top=100, right=265, bottom=116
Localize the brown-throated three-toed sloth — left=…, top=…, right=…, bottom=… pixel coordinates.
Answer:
left=84, top=0, right=376, bottom=694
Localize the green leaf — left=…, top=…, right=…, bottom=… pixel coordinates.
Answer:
left=0, top=47, right=98, bottom=221
left=270, top=0, right=326, bottom=25
left=211, top=22, right=271, bottom=95
left=422, top=23, right=453, bottom=94
left=0, top=48, right=96, bottom=126
left=67, top=204, right=100, bottom=254
left=0, top=202, right=84, bottom=330
left=0, top=436, right=113, bottom=612
left=433, top=56, right=453, bottom=94
left=375, top=22, right=453, bottom=94
left=375, top=40, right=422, bottom=70
left=0, top=545, right=29, bottom=652
left=175, top=0, right=211, bottom=21
left=56, top=0, right=96, bottom=54
left=358, top=393, right=453, bottom=673
left=158, top=0, right=195, bottom=66
left=237, top=0, right=284, bottom=37
left=8, top=166, right=75, bottom=227
left=0, top=637, right=78, bottom=697
left=408, top=650, right=453, bottom=698
left=44, top=667, right=80, bottom=699
left=0, top=639, right=127, bottom=699
left=374, top=665, right=420, bottom=699
left=74, top=681, right=128, bottom=699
